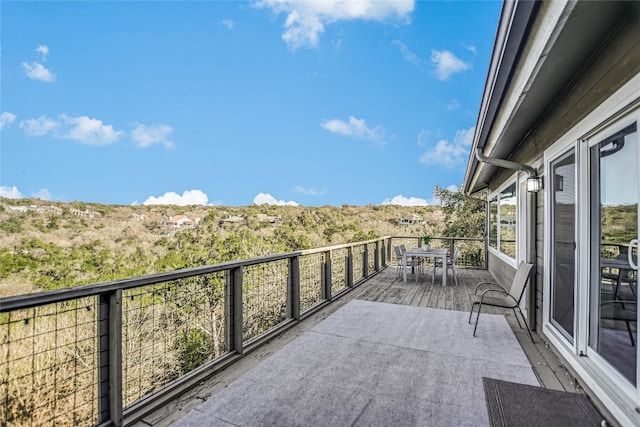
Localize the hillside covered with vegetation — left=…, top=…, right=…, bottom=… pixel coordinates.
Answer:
left=0, top=198, right=463, bottom=297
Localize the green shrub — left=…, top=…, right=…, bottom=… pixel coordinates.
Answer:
left=177, top=329, right=212, bottom=374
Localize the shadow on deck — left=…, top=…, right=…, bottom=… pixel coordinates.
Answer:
left=136, top=266, right=582, bottom=426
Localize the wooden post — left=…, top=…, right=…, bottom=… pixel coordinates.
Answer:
left=324, top=251, right=332, bottom=301
left=374, top=241, right=380, bottom=271
left=98, top=290, right=122, bottom=426
left=226, top=267, right=243, bottom=355
left=289, top=256, right=300, bottom=321
left=363, top=244, right=369, bottom=278
left=346, top=247, right=353, bottom=287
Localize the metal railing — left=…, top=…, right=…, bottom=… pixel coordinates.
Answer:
left=0, top=237, right=390, bottom=427
left=0, top=235, right=485, bottom=426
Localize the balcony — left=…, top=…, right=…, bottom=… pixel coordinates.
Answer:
left=0, top=236, right=580, bottom=426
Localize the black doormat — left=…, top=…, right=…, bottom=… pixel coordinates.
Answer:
left=483, top=377, right=603, bottom=427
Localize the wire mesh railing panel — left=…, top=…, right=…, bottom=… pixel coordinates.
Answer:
left=352, top=245, right=365, bottom=282
left=299, top=253, right=324, bottom=313
left=331, top=248, right=348, bottom=295
left=0, top=298, right=99, bottom=427
left=366, top=243, right=376, bottom=274
left=454, top=239, right=486, bottom=268
left=121, top=272, right=227, bottom=407
left=242, top=260, right=288, bottom=342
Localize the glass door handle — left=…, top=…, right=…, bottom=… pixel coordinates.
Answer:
left=629, top=239, right=639, bottom=270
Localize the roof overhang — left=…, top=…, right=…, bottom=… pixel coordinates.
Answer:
left=463, top=0, right=635, bottom=194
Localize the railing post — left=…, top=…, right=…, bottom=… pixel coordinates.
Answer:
left=289, top=256, right=300, bottom=321
left=363, top=244, right=369, bottom=278
left=375, top=241, right=380, bottom=271
left=98, top=290, right=122, bottom=426
left=346, top=247, right=353, bottom=287
left=386, top=238, right=392, bottom=265
left=323, top=250, right=332, bottom=301
left=226, top=267, right=243, bottom=355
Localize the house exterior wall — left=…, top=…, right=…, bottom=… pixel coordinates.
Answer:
left=487, top=251, right=515, bottom=289
left=482, top=6, right=640, bottom=425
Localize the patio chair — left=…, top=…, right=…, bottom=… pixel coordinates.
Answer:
left=600, top=300, right=637, bottom=346
left=444, top=246, right=461, bottom=286
left=394, top=245, right=422, bottom=281
left=468, top=262, right=535, bottom=342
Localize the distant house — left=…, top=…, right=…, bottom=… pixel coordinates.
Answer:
left=129, top=213, right=145, bottom=221
left=7, top=205, right=46, bottom=213
left=48, top=205, right=63, bottom=215
left=165, top=215, right=199, bottom=228
left=8, top=206, right=29, bottom=213
left=70, top=208, right=101, bottom=218
left=257, top=213, right=282, bottom=225
left=398, top=214, right=424, bottom=226
left=219, top=215, right=245, bottom=225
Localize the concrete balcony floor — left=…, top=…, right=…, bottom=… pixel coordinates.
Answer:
left=135, top=266, right=583, bottom=426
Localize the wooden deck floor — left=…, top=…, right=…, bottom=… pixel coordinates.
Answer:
left=137, top=266, right=583, bottom=427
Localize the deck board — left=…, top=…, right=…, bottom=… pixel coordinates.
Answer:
left=137, top=266, right=583, bottom=427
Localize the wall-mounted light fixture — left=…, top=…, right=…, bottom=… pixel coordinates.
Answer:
left=526, top=176, right=543, bottom=192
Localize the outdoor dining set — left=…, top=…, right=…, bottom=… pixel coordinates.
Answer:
left=394, top=244, right=460, bottom=286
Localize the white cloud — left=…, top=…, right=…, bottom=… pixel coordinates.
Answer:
left=392, top=40, right=422, bottom=66
left=0, top=112, right=17, bottom=129
left=445, top=99, right=461, bottom=111
left=431, top=50, right=470, bottom=80
left=446, top=184, right=459, bottom=192
left=253, top=192, right=299, bottom=206
left=321, top=116, right=386, bottom=145
left=59, top=114, right=123, bottom=145
left=0, top=186, right=52, bottom=200
left=293, top=185, right=327, bottom=196
left=131, top=123, right=174, bottom=148
left=36, top=45, right=49, bottom=59
left=20, top=116, right=60, bottom=136
left=22, top=62, right=56, bottom=82
left=19, top=114, right=123, bottom=145
left=419, top=126, right=475, bottom=168
left=463, top=43, right=477, bottom=54
left=222, top=18, right=234, bottom=29
left=255, top=0, right=414, bottom=50
left=32, top=189, right=52, bottom=200
left=381, top=194, right=429, bottom=206
left=22, top=44, right=56, bottom=82
left=142, top=189, right=210, bottom=206
left=0, top=186, right=23, bottom=199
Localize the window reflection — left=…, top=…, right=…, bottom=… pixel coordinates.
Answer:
left=551, top=151, right=576, bottom=339
left=590, top=122, right=637, bottom=385
left=499, top=183, right=516, bottom=258
left=489, top=197, right=498, bottom=250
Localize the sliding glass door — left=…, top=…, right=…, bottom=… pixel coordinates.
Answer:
left=549, top=149, right=576, bottom=341
left=588, top=122, right=638, bottom=386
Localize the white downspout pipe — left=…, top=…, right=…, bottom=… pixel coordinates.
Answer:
left=475, top=147, right=536, bottom=177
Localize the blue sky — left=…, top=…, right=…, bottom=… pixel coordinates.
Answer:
left=0, top=0, right=501, bottom=207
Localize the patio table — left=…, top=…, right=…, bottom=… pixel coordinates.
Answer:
left=403, top=247, right=449, bottom=286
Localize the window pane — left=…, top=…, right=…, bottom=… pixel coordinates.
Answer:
left=550, top=149, right=576, bottom=340
left=499, top=183, right=516, bottom=258
left=489, top=197, right=498, bottom=249
left=589, top=122, right=637, bottom=385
